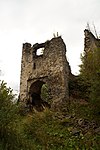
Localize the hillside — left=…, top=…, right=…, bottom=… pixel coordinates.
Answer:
left=0, top=29, right=100, bottom=149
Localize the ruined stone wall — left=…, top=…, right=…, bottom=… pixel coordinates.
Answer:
left=84, top=29, right=100, bottom=52
left=20, top=36, right=70, bottom=110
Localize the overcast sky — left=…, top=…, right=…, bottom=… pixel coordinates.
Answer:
left=0, top=0, right=100, bottom=92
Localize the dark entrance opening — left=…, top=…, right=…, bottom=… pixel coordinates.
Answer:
left=29, top=80, right=50, bottom=111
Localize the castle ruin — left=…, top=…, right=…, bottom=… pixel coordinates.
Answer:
left=20, top=36, right=70, bottom=111
left=84, top=29, right=100, bottom=52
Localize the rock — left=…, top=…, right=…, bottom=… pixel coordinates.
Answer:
left=61, top=121, right=73, bottom=127
left=95, top=127, right=100, bottom=134
left=78, top=118, right=84, bottom=126
left=71, top=128, right=80, bottom=136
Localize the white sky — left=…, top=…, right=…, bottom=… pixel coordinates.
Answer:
left=0, top=0, right=100, bottom=92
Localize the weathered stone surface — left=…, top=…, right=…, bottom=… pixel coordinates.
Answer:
left=20, top=36, right=70, bottom=110
left=84, top=29, right=100, bottom=53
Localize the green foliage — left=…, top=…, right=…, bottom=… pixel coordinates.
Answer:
left=0, top=79, right=99, bottom=149
left=0, top=81, right=16, bottom=125
left=24, top=110, right=100, bottom=150
left=41, top=84, right=51, bottom=103
left=69, top=76, right=90, bottom=99
left=79, top=48, right=100, bottom=116
left=0, top=81, right=33, bottom=150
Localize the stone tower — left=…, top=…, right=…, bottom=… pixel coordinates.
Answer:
left=20, top=36, right=70, bottom=110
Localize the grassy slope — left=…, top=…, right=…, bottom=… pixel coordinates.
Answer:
left=21, top=99, right=100, bottom=150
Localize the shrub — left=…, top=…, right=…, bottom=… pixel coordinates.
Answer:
left=0, top=81, right=33, bottom=150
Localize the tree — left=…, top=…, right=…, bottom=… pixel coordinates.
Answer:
left=0, top=81, right=33, bottom=150
left=79, top=48, right=100, bottom=115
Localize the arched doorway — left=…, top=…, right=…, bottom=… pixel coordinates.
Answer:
left=29, top=80, right=50, bottom=111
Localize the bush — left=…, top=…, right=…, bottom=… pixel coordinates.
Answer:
left=79, top=48, right=100, bottom=116
left=0, top=81, right=33, bottom=150
left=69, top=76, right=90, bottom=99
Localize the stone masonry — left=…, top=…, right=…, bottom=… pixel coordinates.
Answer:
left=20, top=36, right=70, bottom=110
left=84, top=29, right=100, bottom=53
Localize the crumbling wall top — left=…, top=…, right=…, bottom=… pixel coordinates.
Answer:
left=84, top=29, right=100, bottom=52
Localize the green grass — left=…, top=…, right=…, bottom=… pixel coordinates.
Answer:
left=21, top=105, right=100, bottom=150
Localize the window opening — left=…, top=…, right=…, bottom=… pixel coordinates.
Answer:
left=36, top=48, right=44, bottom=56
